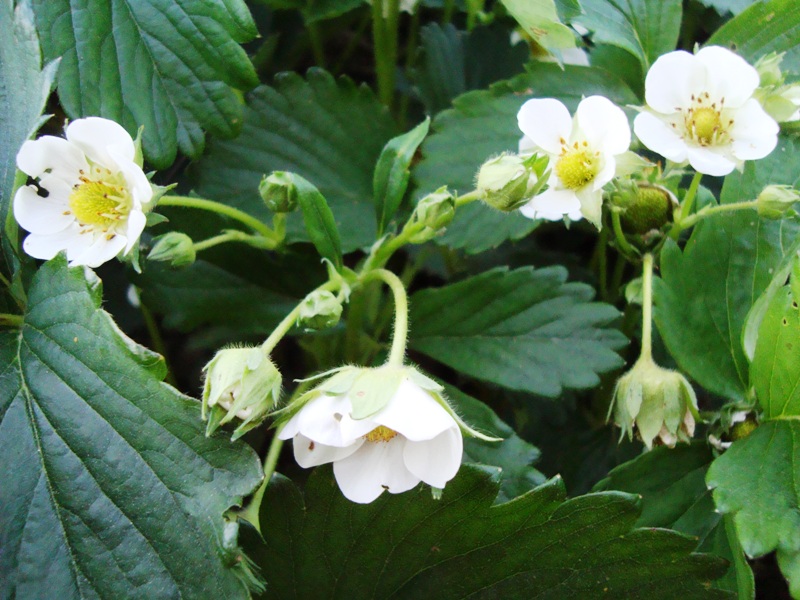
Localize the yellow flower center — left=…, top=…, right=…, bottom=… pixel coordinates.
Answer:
left=364, top=425, right=398, bottom=443
left=67, top=164, right=131, bottom=232
left=555, top=143, right=600, bottom=190
left=680, top=93, right=733, bottom=147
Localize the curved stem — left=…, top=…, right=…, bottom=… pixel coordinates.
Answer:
left=676, top=200, right=759, bottom=231
left=360, top=269, right=409, bottom=366
left=641, top=253, right=654, bottom=361
left=455, top=190, right=482, bottom=207
left=193, top=231, right=278, bottom=253
left=159, top=195, right=278, bottom=241
left=611, top=211, right=639, bottom=259
left=678, top=172, right=703, bottom=224
left=237, top=433, right=284, bottom=532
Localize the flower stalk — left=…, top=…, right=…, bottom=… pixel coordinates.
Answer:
left=360, top=268, right=409, bottom=366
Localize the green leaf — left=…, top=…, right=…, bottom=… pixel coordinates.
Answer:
left=751, top=285, right=800, bottom=418
left=695, top=0, right=754, bottom=16
left=500, top=0, right=575, bottom=51
left=0, top=256, right=262, bottom=598
left=445, top=385, right=545, bottom=502
left=0, top=0, right=57, bottom=279
left=261, top=0, right=363, bottom=22
left=710, top=0, right=800, bottom=74
left=409, top=266, right=627, bottom=396
left=575, top=0, right=682, bottom=69
left=293, top=174, right=343, bottom=270
left=31, top=0, right=259, bottom=168
left=374, top=118, right=430, bottom=236
left=193, top=69, right=397, bottom=253
left=415, top=63, right=637, bottom=253
left=596, top=444, right=754, bottom=597
left=707, top=420, right=800, bottom=598
left=654, top=137, right=800, bottom=403
left=245, top=465, right=730, bottom=598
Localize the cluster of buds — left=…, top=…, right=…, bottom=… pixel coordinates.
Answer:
left=754, top=52, right=800, bottom=123
left=405, top=187, right=455, bottom=243
left=476, top=152, right=549, bottom=212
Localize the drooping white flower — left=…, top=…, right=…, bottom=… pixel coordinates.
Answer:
left=517, top=95, right=631, bottom=227
left=633, top=46, right=779, bottom=176
left=14, top=117, right=152, bottom=268
left=278, top=365, right=464, bottom=504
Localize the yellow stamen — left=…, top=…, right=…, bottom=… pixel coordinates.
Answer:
left=69, top=180, right=126, bottom=227
left=689, top=107, right=722, bottom=146
left=555, top=148, right=599, bottom=190
left=364, top=425, right=398, bottom=443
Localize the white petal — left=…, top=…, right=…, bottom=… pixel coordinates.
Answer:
left=66, top=117, right=135, bottom=167
left=17, top=137, right=87, bottom=181
left=633, top=112, right=689, bottom=163
left=645, top=50, right=706, bottom=114
left=68, top=232, right=128, bottom=267
left=519, top=187, right=582, bottom=221
left=730, top=99, right=779, bottom=160
left=518, top=134, right=537, bottom=154
left=696, top=46, right=759, bottom=108
left=292, top=433, right=362, bottom=468
left=122, top=210, right=147, bottom=254
left=113, top=153, right=153, bottom=209
left=685, top=146, right=736, bottom=176
left=13, top=186, right=74, bottom=235
left=402, top=428, right=462, bottom=489
left=373, top=379, right=459, bottom=441
left=333, top=437, right=419, bottom=503
left=593, top=156, right=615, bottom=191
left=22, top=223, right=91, bottom=261
left=575, top=96, right=630, bottom=155
left=576, top=188, right=604, bottom=229
left=294, top=394, right=374, bottom=447
left=517, top=98, right=572, bottom=155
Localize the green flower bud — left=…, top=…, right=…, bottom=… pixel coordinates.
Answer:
left=202, top=346, right=282, bottom=440
left=148, top=232, right=196, bottom=268
left=609, top=356, right=699, bottom=449
left=297, top=289, right=343, bottom=331
left=259, top=171, right=298, bottom=213
left=753, top=53, right=800, bottom=123
left=757, top=184, right=800, bottom=219
left=755, top=52, right=785, bottom=88
left=406, top=187, right=456, bottom=244
left=477, top=152, right=549, bottom=212
left=612, top=182, right=677, bottom=234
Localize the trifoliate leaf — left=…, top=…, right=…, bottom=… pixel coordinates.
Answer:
left=244, top=465, right=730, bottom=598
left=707, top=420, right=800, bottom=598
left=414, top=63, right=637, bottom=253
left=655, top=137, right=800, bottom=403
left=31, top=0, right=259, bottom=167
left=193, top=69, right=397, bottom=253
left=0, top=256, right=262, bottom=598
left=409, top=266, right=627, bottom=396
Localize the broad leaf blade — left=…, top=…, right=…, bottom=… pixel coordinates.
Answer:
left=193, top=69, right=397, bottom=253
left=707, top=421, right=800, bottom=598
left=500, top=0, right=575, bottom=51
left=374, top=118, right=430, bottom=235
left=414, top=64, right=637, bottom=253
left=654, top=137, right=800, bottom=403
left=245, top=466, right=730, bottom=598
left=0, top=257, right=262, bottom=598
left=409, top=266, right=627, bottom=397
left=293, top=174, right=343, bottom=270
left=31, top=0, right=259, bottom=167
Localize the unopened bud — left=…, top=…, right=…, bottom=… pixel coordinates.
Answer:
left=757, top=184, right=800, bottom=219
left=297, top=290, right=343, bottom=331
left=477, top=152, right=548, bottom=212
left=406, top=187, right=455, bottom=243
left=202, top=346, right=282, bottom=440
left=148, top=232, right=196, bottom=267
left=755, top=52, right=785, bottom=88
left=612, top=182, right=676, bottom=234
left=609, top=355, right=699, bottom=449
left=259, top=171, right=298, bottom=213
left=753, top=53, right=800, bottom=122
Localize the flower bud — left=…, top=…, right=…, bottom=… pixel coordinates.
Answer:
left=757, top=184, right=800, bottom=219
left=611, top=182, right=676, bottom=234
left=202, top=346, right=281, bottom=440
left=477, top=152, right=548, bottom=212
left=609, top=356, right=699, bottom=449
left=147, top=232, right=196, bottom=267
left=406, top=187, right=455, bottom=244
left=259, top=171, right=298, bottom=213
left=755, top=52, right=785, bottom=88
left=297, top=289, right=343, bottom=331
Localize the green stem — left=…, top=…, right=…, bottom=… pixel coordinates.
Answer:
left=0, top=270, right=12, bottom=291
left=308, top=23, right=327, bottom=68
left=237, top=433, right=284, bottom=532
left=360, top=269, right=409, bottom=366
left=159, top=196, right=278, bottom=241
left=455, top=190, right=482, bottom=207
left=676, top=200, right=759, bottom=231
left=193, top=231, right=278, bottom=253
left=261, top=280, right=339, bottom=355
left=0, top=313, right=23, bottom=327
left=443, top=0, right=456, bottom=22
left=398, top=6, right=422, bottom=127
left=641, top=253, right=654, bottom=361
left=139, top=301, right=177, bottom=387
left=678, top=172, right=703, bottom=224
left=372, top=0, right=399, bottom=109
left=333, top=11, right=371, bottom=75
left=611, top=211, right=639, bottom=259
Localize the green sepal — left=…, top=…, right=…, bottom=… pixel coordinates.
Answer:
left=349, top=365, right=406, bottom=420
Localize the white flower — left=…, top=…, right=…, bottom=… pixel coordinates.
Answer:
left=517, top=95, right=631, bottom=227
left=278, top=366, right=463, bottom=504
left=14, top=117, right=152, bottom=268
left=633, top=46, right=779, bottom=176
